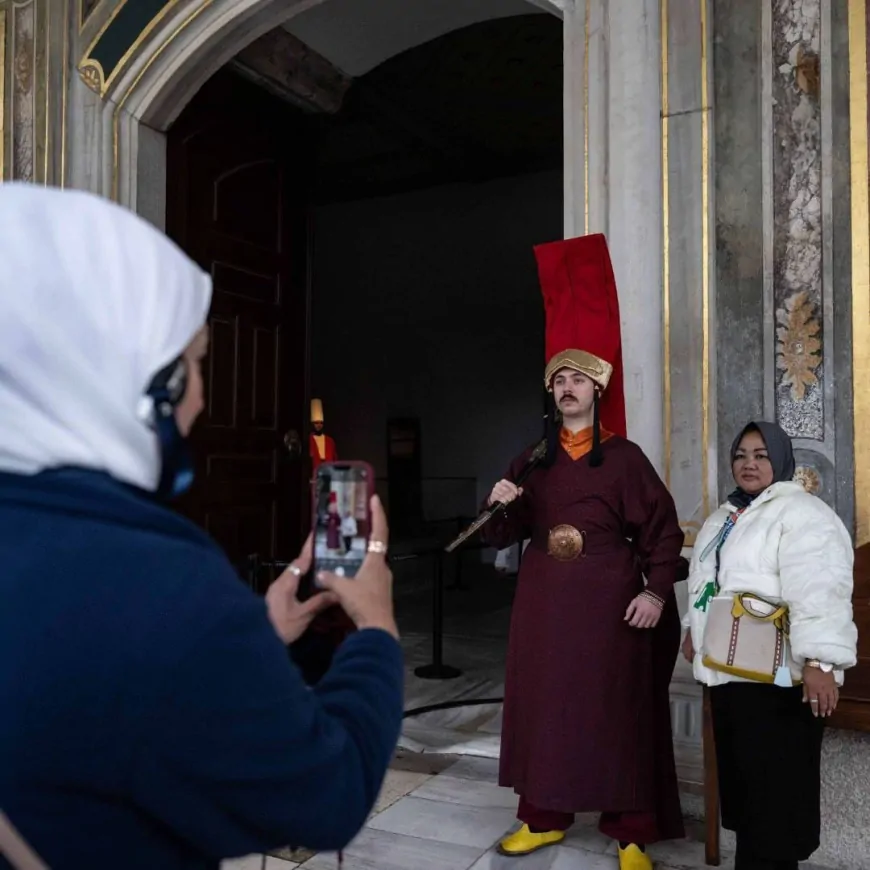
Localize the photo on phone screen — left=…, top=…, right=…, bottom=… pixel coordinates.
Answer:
left=313, top=464, right=371, bottom=579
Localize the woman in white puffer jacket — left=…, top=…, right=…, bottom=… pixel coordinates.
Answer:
left=682, top=421, right=857, bottom=870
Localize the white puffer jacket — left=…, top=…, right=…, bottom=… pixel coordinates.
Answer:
left=684, top=481, right=858, bottom=687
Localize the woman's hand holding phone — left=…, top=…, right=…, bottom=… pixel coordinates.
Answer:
left=317, top=495, right=398, bottom=640
left=266, top=535, right=339, bottom=644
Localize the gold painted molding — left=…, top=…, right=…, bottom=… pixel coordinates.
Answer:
left=78, top=0, right=106, bottom=33
left=849, top=0, right=870, bottom=546
left=582, top=0, right=589, bottom=233
left=661, top=0, right=670, bottom=487
left=78, top=0, right=125, bottom=94
left=110, top=0, right=217, bottom=201
left=662, top=0, right=712, bottom=542
left=0, top=5, right=6, bottom=182
left=78, top=0, right=187, bottom=97
left=700, top=0, right=711, bottom=520
left=61, top=0, right=69, bottom=186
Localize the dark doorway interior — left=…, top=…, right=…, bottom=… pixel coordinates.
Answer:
left=165, top=12, right=562, bottom=568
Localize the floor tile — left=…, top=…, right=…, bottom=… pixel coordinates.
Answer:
left=443, top=756, right=501, bottom=784
left=411, top=775, right=518, bottom=810
left=264, top=858, right=298, bottom=869
left=374, top=768, right=434, bottom=814
left=268, top=846, right=312, bottom=864
left=399, top=724, right=502, bottom=758
left=367, top=794, right=517, bottom=849
left=647, top=837, right=727, bottom=869
left=468, top=844, right=618, bottom=869
left=298, top=826, right=482, bottom=870
left=392, top=747, right=459, bottom=775
left=221, top=857, right=265, bottom=870
left=561, top=816, right=618, bottom=856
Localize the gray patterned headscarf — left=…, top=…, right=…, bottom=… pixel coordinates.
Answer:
left=728, top=421, right=795, bottom=508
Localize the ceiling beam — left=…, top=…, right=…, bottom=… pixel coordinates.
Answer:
left=231, top=28, right=352, bottom=115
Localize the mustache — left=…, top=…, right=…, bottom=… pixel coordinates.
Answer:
left=559, top=394, right=577, bottom=403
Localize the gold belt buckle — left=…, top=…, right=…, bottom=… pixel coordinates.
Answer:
left=547, top=525, right=586, bottom=561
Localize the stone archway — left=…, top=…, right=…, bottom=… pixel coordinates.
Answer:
left=60, top=0, right=708, bottom=795
left=66, top=0, right=568, bottom=229
left=64, top=0, right=670, bottom=508
left=65, top=0, right=673, bottom=474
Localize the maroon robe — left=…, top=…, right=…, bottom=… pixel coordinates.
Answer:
left=483, top=435, right=685, bottom=841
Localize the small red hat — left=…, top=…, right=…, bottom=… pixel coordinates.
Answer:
left=328, top=492, right=337, bottom=504
left=534, top=233, right=626, bottom=438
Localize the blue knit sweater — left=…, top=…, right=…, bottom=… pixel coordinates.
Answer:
left=0, top=469, right=404, bottom=869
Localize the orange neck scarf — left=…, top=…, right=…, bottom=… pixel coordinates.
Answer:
left=560, top=425, right=613, bottom=461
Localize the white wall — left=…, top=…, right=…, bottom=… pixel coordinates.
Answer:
left=310, top=169, right=562, bottom=520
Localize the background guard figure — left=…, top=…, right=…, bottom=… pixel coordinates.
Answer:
left=309, top=398, right=338, bottom=471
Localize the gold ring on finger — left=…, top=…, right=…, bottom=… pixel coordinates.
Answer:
left=368, top=540, right=388, bottom=555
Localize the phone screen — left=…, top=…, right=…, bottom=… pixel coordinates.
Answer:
left=313, top=463, right=371, bottom=579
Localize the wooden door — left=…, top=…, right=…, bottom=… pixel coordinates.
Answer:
left=166, top=70, right=311, bottom=577
left=831, top=543, right=870, bottom=731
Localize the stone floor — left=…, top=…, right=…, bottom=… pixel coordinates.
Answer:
left=220, top=559, right=827, bottom=869
left=222, top=563, right=737, bottom=870
left=222, top=754, right=731, bottom=870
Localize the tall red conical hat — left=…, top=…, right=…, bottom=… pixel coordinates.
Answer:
left=533, top=233, right=626, bottom=438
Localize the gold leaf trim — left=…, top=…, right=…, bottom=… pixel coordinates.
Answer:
left=78, top=58, right=104, bottom=94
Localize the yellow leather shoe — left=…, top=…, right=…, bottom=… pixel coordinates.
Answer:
left=497, top=824, right=566, bottom=856
left=618, top=843, right=653, bottom=870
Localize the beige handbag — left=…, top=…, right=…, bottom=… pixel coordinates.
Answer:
left=0, top=812, right=49, bottom=870
left=701, top=592, right=796, bottom=686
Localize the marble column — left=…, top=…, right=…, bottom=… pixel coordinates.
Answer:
left=564, top=0, right=715, bottom=792
left=563, top=0, right=665, bottom=472
left=564, top=1, right=717, bottom=528
left=0, top=0, right=71, bottom=185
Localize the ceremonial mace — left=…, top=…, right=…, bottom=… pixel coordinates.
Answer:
left=444, top=438, right=548, bottom=553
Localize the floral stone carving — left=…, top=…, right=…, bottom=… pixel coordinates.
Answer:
left=776, top=290, right=821, bottom=401
left=794, top=465, right=822, bottom=495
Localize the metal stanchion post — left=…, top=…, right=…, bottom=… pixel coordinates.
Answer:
left=245, top=553, right=260, bottom=592
left=414, top=550, right=461, bottom=679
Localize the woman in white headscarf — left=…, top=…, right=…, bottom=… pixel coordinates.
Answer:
left=0, top=185, right=402, bottom=870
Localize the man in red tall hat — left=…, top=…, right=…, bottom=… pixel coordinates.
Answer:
left=482, top=234, right=686, bottom=870
left=309, top=398, right=338, bottom=471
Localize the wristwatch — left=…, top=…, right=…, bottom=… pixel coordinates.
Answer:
left=805, top=659, right=834, bottom=673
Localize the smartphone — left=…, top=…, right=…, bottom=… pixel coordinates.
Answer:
left=312, top=461, right=375, bottom=581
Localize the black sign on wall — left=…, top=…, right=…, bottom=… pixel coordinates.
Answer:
left=387, top=418, right=422, bottom=539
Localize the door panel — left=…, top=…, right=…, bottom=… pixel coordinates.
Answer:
left=166, top=70, right=311, bottom=576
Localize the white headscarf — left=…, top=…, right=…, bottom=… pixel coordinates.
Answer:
left=0, top=184, right=212, bottom=491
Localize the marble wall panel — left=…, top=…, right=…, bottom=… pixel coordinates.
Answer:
left=772, top=0, right=825, bottom=440
left=714, top=0, right=765, bottom=497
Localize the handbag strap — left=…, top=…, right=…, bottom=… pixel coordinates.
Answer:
left=732, top=593, right=788, bottom=623
left=0, top=813, right=49, bottom=870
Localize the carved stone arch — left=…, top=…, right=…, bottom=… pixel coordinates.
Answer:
left=67, top=0, right=567, bottom=226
